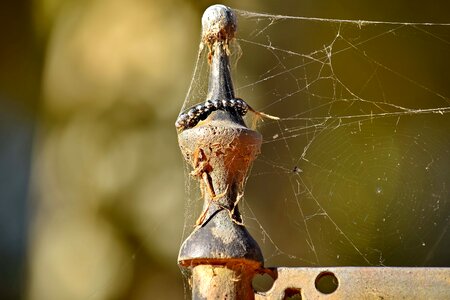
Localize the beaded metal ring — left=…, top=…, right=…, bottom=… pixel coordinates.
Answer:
left=175, top=98, right=248, bottom=131
left=175, top=98, right=279, bottom=132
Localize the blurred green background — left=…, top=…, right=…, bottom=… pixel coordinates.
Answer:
left=1, top=0, right=449, bottom=299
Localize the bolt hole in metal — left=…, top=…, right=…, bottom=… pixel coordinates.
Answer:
left=315, top=271, right=339, bottom=294
left=252, top=272, right=275, bottom=293
left=283, top=287, right=302, bottom=299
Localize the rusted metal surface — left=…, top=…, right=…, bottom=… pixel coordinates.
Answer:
left=177, top=4, right=263, bottom=299
left=177, top=110, right=263, bottom=266
left=192, top=264, right=257, bottom=299
left=256, top=267, right=450, bottom=299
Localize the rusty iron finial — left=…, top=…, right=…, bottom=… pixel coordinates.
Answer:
left=202, top=4, right=237, bottom=53
left=177, top=4, right=263, bottom=299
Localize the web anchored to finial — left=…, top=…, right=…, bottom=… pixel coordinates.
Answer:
left=177, top=3, right=450, bottom=298
left=175, top=5, right=278, bottom=133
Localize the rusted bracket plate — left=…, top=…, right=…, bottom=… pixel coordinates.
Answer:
left=256, top=267, right=450, bottom=299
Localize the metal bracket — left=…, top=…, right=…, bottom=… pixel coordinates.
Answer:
left=256, top=267, right=450, bottom=299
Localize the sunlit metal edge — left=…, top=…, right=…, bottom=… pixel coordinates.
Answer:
left=255, top=267, right=450, bottom=300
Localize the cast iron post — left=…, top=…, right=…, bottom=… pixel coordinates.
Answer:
left=176, top=4, right=263, bottom=299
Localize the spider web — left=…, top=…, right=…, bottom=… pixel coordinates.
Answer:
left=180, top=8, right=450, bottom=268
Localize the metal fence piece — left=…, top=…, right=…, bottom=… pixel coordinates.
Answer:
left=255, top=267, right=450, bottom=299
left=176, top=4, right=450, bottom=300
left=177, top=4, right=263, bottom=299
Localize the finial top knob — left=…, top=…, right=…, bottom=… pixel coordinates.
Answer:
left=201, top=5, right=237, bottom=46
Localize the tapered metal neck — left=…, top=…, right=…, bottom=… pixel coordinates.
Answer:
left=207, top=45, right=235, bottom=101
left=203, top=4, right=244, bottom=127
left=202, top=4, right=237, bottom=101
